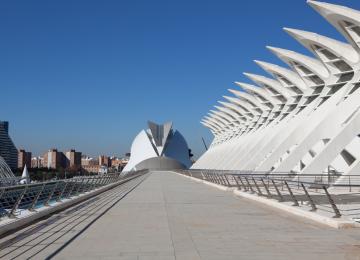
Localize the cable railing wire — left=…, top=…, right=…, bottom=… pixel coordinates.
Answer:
left=176, top=169, right=360, bottom=220
left=0, top=170, right=148, bottom=219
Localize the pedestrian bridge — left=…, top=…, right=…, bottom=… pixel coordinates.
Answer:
left=1, top=171, right=360, bottom=259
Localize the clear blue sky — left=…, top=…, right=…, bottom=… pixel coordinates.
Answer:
left=1, top=0, right=359, bottom=158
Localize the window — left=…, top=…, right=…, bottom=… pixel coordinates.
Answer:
left=290, top=86, right=302, bottom=94
left=333, top=60, right=352, bottom=72
left=337, top=72, right=354, bottom=83
left=308, top=75, right=324, bottom=85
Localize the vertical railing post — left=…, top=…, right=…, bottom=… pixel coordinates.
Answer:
left=214, top=174, right=219, bottom=184
left=220, top=174, right=226, bottom=185
left=29, top=183, right=46, bottom=211
left=95, top=177, right=102, bottom=188
left=260, top=178, right=272, bottom=197
left=99, top=176, right=106, bottom=186
left=90, top=177, right=97, bottom=191
left=97, top=177, right=104, bottom=186
left=102, top=176, right=108, bottom=185
left=224, top=175, right=231, bottom=187
left=89, top=177, right=96, bottom=191
left=109, top=176, right=115, bottom=184
left=271, top=180, right=284, bottom=202
left=221, top=174, right=226, bottom=185
left=244, top=177, right=254, bottom=193
left=238, top=176, right=247, bottom=191
left=81, top=179, right=91, bottom=193
left=74, top=179, right=84, bottom=195
left=105, top=176, right=111, bottom=185
left=8, top=186, right=28, bottom=218
left=89, top=177, right=96, bottom=190
left=217, top=174, right=223, bottom=185
left=213, top=174, right=220, bottom=184
left=212, top=174, right=217, bottom=184
left=66, top=181, right=77, bottom=198
left=219, top=174, right=226, bottom=186
left=284, top=181, right=299, bottom=206
left=233, top=175, right=241, bottom=190
left=56, top=182, right=68, bottom=202
left=322, top=186, right=341, bottom=218
left=301, top=183, right=317, bottom=211
left=43, top=182, right=59, bottom=205
left=252, top=177, right=262, bottom=196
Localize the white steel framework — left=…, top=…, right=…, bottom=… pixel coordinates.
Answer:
left=192, top=1, right=360, bottom=183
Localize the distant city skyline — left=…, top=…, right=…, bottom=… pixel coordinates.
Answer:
left=1, top=0, right=360, bottom=158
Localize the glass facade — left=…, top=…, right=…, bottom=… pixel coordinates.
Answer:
left=0, top=121, right=18, bottom=171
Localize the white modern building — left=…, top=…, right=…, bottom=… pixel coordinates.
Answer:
left=123, top=121, right=192, bottom=172
left=192, top=1, right=360, bottom=184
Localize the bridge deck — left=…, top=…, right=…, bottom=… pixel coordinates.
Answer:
left=1, top=171, right=360, bottom=259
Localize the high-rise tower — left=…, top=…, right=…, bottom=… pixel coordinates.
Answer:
left=0, top=121, right=18, bottom=170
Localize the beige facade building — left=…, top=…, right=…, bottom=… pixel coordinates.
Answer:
left=65, top=149, right=81, bottom=170
left=18, top=149, right=32, bottom=169
left=82, top=164, right=100, bottom=173
left=99, top=155, right=110, bottom=167
left=43, top=149, right=66, bottom=169
left=31, top=156, right=45, bottom=168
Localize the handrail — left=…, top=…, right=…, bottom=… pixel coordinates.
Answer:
left=0, top=170, right=148, bottom=219
left=175, top=169, right=360, bottom=219
left=179, top=169, right=360, bottom=187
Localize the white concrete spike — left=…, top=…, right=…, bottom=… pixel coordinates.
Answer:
left=283, top=27, right=359, bottom=63
left=20, top=164, right=30, bottom=184
left=266, top=45, right=329, bottom=79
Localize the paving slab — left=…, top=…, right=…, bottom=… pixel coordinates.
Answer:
left=54, top=171, right=360, bottom=260
left=2, top=171, right=360, bottom=259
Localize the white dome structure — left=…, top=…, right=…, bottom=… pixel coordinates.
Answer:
left=122, top=121, right=192, bottom=172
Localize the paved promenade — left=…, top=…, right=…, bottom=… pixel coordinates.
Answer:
left=2, top=171, right=360, bottom=259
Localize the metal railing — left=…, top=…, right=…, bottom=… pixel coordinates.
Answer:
left=181, top=169, right=360, bottom=189
left=0, top=177, right=21, bottom=188
left=0, top=170, right=148, bottom=219
left=177, top=169, right=360, bottom=220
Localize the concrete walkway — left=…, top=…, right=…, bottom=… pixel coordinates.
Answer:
left=3, top=171, right=360, bottom=259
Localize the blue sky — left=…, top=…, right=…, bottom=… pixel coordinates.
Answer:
left=1, top=0, right=359, bottom=158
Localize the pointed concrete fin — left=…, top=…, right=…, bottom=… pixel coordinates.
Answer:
left=147, top=121, right=173, bottom=148
left=266, top=45, right=329, bottom=78
left=307, top=0, right=360, bottom=21
left=307, top=1, right=360, bottom=50
left=283, top=27, right=359, bottom=63
left=254, top=59, right=308, bottom=90
left=147, top=121, right=161, bottom=147
left=20, top=164, right=30, bottom=184
left=162, top=121, right=173, bottom=146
